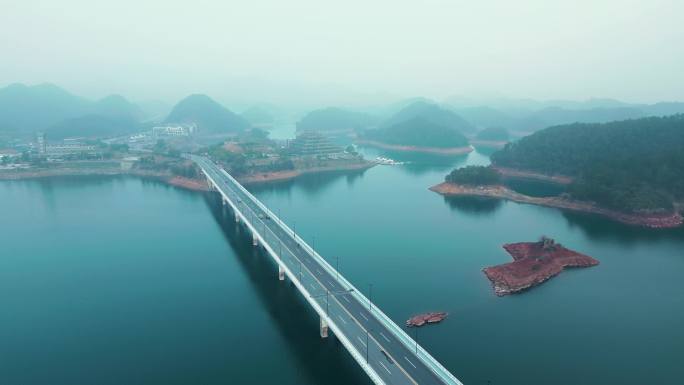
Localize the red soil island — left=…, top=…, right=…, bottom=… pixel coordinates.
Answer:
left=406, top=312, right=448, bottom=327
left=483, top=237, right=599, bottom=296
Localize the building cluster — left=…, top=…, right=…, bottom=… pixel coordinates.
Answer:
left=34, top=133, right=97, bottom=157
left=288, top=130, right=347, bottom=159
left=152, top=124, right=197, bottom=137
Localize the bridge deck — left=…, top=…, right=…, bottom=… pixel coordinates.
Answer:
left=193, top=155, right=463, bottom=385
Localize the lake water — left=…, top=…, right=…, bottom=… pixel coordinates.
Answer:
left=2, top=147, right=683, bottom=385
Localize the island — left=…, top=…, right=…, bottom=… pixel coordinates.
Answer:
left=431, top=114, right=684, bottom=228
left=356, top=101, right=474, bottom=155
left=483, top=237, right=599, bottom=296
left=359, top=117, right=472, bottom=155
left=406, top=312, right=448, bottom=327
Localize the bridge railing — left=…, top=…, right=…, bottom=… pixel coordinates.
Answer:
left=197, top=160, right=386, bottom=384
left=214, top=163, right=463, bottom=385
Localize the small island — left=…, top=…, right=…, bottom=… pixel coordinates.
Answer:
left=357, top=101, right=474, bottom=155
left=483, top=237, right=599, bottom=296
left=406, top=312, right=448, bottom=327
left=359, top=117, right=472, bottom=155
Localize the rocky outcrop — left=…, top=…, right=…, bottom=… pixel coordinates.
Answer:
left=429, top=182, right=683, bottom=228
left=406, top=312, right=448, bottom=327
left=483, top=238, right=599, bottom=296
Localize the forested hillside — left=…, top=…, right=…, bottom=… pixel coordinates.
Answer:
left=491, top=115, right=684, bottom=212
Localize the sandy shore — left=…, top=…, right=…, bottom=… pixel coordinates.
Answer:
left=356, top=140, right=473, bottom=155
left=430, top=182, right=683, bottom=228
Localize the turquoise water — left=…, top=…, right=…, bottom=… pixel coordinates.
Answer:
left=2, top=149, right=684, bottom=385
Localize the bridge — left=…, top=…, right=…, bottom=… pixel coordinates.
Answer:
left=192, top=155, right=464, bottom=385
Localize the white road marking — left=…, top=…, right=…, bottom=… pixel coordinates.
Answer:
left=328, top=280, right=335, bottom=287
left=337, top=315, right=347, bottom=324
left=379, top=332, right=390, bottom=343
left=357, top=336, right=366, bottom=347
left=310, top=283, right=316, bottom=289
left=342, top=296, right=351, bottom=303
left=360, top=312, right=369, bottom=321
left=404, top=356, right=417, bottom=369
left=379, top=361, right=392, bottom=374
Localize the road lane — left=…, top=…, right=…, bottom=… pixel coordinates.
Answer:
left=193, top=156, right=456, bottom=385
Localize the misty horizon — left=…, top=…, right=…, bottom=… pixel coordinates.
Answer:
left=2, top=0, right=683, bottom=108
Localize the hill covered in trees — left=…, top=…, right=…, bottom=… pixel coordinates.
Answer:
left=0, top=83, right=143, bottom=136
left=491, top=115, right=684, bottom=212
left=364, top=117, right=469, bottom=148
left=165, top=94, right=250, bottom=133
left=382, top=101, right=475, bottom=134
left=296, top=107, right=377, bottom=132
left=446, top=165, right=501, bottom=185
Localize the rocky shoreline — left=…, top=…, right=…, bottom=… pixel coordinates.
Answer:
left=0, top=166, right=213, bottom=192
left=430, top=182, right=683, bottom=228
left=238, top=161, right=376, bottom=184
left=0, top=161, right=376, bottom=192
left=492, top=166, right=573, bottom=185
left=483, top=238, right=599, bottom=296
left=356, top=140, right=473, bottom=155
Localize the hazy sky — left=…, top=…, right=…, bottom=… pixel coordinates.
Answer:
left=1, top=0, right=682, bottom=107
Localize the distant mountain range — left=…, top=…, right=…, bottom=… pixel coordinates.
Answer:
left=446, top=97, right=684, bottom=133
left=0, top=83, right=251, bottom=138
left=0, top=83, right=145, bottom=138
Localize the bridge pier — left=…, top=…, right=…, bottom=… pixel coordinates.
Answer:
left=235, top=212, right=240, bottom=223
left=320, top=316, right=329, bottom=338
left=252, top=232, right=258, bottom=247
left=278, top=264, right=285, bottom=281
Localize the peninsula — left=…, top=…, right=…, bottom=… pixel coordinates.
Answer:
left=432, top=114, right=684, bottom=228
left=483, top=237, right=599, bottom=296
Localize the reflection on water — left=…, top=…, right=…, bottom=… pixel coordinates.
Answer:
left=358, top=146, right=490, bottom=176
left=203, top=194, right=372, bottom=385
left=247, top=168, right=369, bottom=197
left=561, top=210, right=684, bottom=243
left=443, top=195, right=504, bottom=216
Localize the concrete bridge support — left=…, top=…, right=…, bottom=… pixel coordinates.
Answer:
left=320, top=316, right=329, bottom=338
left=252, top=232, right=258, bottom=247
left=278, top=264, right=285, bottom=281
left=235, top=212, right=240, bottom=223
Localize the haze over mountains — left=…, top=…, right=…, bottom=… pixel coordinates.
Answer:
left=2, top=82, right=684, bottom=140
